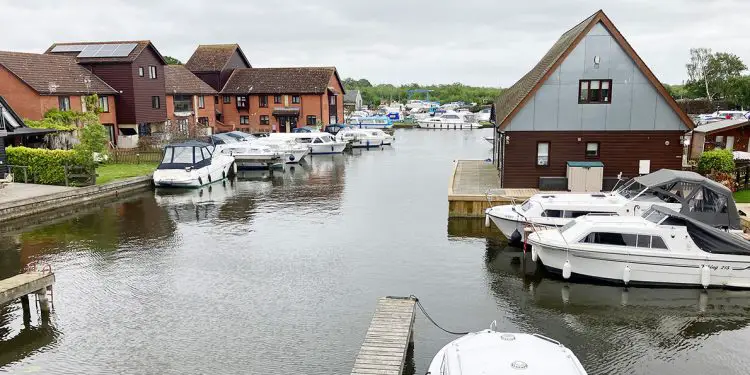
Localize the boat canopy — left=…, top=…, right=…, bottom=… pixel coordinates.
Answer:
left=158, top=141, right=214, bottom=170
left=629, top=169, right=740, bottom=230
left=647, top=205, right=750, bottom=255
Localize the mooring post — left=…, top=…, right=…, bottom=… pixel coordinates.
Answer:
left=36, top=288, right=50, bottom=313
left=20, top=294, right=31, bottom=328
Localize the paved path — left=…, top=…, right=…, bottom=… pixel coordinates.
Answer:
left=351, top=296, right=416, bottom=375
left=0, top=183, right=76, bottom=205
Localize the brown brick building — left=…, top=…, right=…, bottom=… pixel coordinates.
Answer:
left=0, top=51, right=119, bottom=141
left=164, top=65, right=217, bottom=133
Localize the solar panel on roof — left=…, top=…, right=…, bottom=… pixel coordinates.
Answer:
left=93, top=44, right=118, bottom=57
left=77, top=45, right=104, bottom=58
left=50, top=44, right=87, bottom=53
left=111, top=43, right=137, bottom=57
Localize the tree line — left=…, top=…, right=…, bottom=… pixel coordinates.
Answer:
left=665, top=48, right=750, bottom=110
left=342, top=78, right=502, bottom=107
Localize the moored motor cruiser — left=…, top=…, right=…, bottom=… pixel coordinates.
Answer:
left=153, top=141, right=235, bottom=188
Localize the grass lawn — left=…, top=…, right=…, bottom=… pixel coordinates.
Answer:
left=734, top=189, right=750, bottom=203
left=96, top=163, right=158, bottom=185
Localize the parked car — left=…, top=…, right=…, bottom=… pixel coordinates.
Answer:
left=291, top=126, right=316, bottom=133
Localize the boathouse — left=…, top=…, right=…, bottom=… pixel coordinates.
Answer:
left=689, top=118, right=750, bottom=160
left=493, top=10, right=693, bottom=190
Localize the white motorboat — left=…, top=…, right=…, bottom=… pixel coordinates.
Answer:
left=269, top=132, right=347, bottom=154
left=365, top=129, right=394, bottom=145
left=427, top=322, right=587, bottom=375
left=254, top=138, right=309, bottom=164
left=218, top=142, right=281, bottom=169
left=487, top=169, right=741, bottom=244
left=153, top=141, right=235, bottom=188
left=335, top=128, right=393, bottom=147
left=476, top=107, right=492, bottom=122
left=417, top=111, right=480, bottom=129
left=528, top=205, right=750, bottom=289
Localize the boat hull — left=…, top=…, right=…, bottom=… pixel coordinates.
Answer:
left=309, top=142, right=347, bottom=154
left=531, top=240, right=750, bottom=289
left=153, top=156, right=234, bottom=188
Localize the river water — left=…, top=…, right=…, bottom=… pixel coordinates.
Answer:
left=2, top=129, right=750, bottom=374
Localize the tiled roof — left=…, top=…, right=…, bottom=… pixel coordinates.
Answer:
left=344, top=90, right=360, bottom=103
left=494, top=10, right=694, bottom=131
left=0, top=51, right=118, bottom=95
left=44, top=40, right=166, bottom=64
left=221, top=67, right=339, bottom=95
left=693, top=118, right=749, bottom=134
left=165, top=65, right=217, bottom=95
left=185, top=44, right=250, bottom=72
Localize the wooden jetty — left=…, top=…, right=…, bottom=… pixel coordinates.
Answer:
left=448, top=160, right=538, bottom=218
left=0, top=271, right=55, bottom=314
left=351, top=296, right=416, bottom=375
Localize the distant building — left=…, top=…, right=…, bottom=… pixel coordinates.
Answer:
left=344, top=90, right=362, bottom=111
left=493, top=10, right=693, bottom=189
left=689, top=118, right=750, bottom=159
left=164, top=65, right=218, bottom=134
left=220, top=67, right=345, bottom=132
left=0, top=51, right=118, bottom=143
left=185, top=44, right=251, bottom=92
left=46, top=40, right=168, bottom=148
left=0, top=95, right=57, bottom=153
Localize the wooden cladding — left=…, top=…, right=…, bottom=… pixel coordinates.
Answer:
left=502, top=130, right=684, bottom=188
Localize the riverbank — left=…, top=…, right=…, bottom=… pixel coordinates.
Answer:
left=96, top=163, right=157, bottom=185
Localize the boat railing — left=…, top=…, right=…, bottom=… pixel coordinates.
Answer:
left=532, top=333, right=562, bottom=346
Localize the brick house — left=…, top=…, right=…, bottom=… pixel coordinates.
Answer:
left=0, top=51, right=119, bottom=143
left=493, top=10, right=693, bottom=189
left=220, top=67, right=345, bottom=132
left=164, top=65, right=217, bottom=134
left=46, top=41, right=168, bottom=148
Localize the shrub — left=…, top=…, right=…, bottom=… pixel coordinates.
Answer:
left=6, top=146, right=92, bottom=185
left=697, top=149, right=735, bottom=174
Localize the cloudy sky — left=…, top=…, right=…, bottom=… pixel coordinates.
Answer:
left=2, top=0, right=748, bottom=87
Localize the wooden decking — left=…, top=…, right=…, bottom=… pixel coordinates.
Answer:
left=351, top=296, right=416, bottom=375
left=0, top=272, right=55, bottom=306
left=448, top=160, right=539, bottom=217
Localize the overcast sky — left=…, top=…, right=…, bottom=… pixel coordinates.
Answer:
left=2, top=0, right=748, bottom=87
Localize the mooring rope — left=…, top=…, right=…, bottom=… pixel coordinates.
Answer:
left=410, top=295, right=470, bottom=335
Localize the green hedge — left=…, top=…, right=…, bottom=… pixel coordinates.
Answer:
left=6, top=146, right=91, bottom=185
left=698, top=149, right=735, bottom=174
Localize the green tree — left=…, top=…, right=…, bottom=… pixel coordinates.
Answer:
left=686, top=49, right=746, bottom=101
left=164, top=56, right=182, bottom=65
left=686, top=48, right=714, bottom=100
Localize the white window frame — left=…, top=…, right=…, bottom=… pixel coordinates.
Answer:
left=537, top=142, right=550, bottom=166
left=726, top=135, right=735, bottom=150
left=148, top=66, right=157, bottom=79
left=99, top=95, right=109, bottom=112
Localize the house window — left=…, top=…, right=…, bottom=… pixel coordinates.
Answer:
left=537, top=142, right=550, bottom=166
left=715, top=135, right=724, bottom=147
left=214, top=95, right=219, bottom=105
left=58, top=96, right=71, bottom=111
left=236, top=96, right=248, bottom=109
left=259, top=95, right=268, bottom=108
left=240, top=116, right=249, bottom=125
left=173, top=94, right=192, bottom=112
left=223, top=95, right=231, bottom=104
left=292, top=95, right=300, bottom=104
left=329, top=95, right=336, bottom=105
left=307, top=115, right=317, bottom=125
left=138, top=67, right=144, bottom=77
left=274, top=95, right=282, bottom=104
left=578, top=79, right=612, bottom=104
left=726, top=136, right=735, bottom=150
left=98, top=95, right=109, bottom=112
left=198, top=95, right=205, bottom=109
left=149, top=66, right=157, bottom=79
left=151, top=96, right=160, bottom=109
left=260, top=115, right=270, bottom=125
left=198, top=117, right=209, bottom=125
left=585, top=142, right=599, bottom=157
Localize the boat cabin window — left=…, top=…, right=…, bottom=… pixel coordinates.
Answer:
left=194, top=148, right=205, bottom=163
left=161, top=147, right=173, bottom=164
left=296, top=137, right=312, bottom=144
left=666, top=182, right=698, bottom=199
left=643, top=210, right=668, bottom=224
left=321, top=135, right=334, bottom=142
left=651, top=236, right=668, bottom=249
left=201, top=147, right=211, bottom=160
left=542, top=210, right=563, bottom=218
left=313, top=137, right=324, bottom=144
left=172, top=147, right=194, bottom=164
left=560, top=220, right=577, bottom=233
left=689, top=187, right=728, bottom=213
left=443, top=115, right=459, bottom=119
left=581, top=232, right=637, bottom=247
left=563, top=210, right=603, bottom=218
left=520, top=200, right=534, bottom=211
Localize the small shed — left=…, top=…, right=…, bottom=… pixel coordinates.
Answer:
left=566, top=161, right=604, bottom=192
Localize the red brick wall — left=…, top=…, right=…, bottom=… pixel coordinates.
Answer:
left=0, top=65, right=42, bottom=120
left=502, top=130, right=685, bottom=188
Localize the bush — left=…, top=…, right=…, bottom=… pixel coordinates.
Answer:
left=697, top=149, right=735, bottom=174
left=6, top=146, right=92, bottom=185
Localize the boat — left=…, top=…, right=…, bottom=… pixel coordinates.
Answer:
left=268, top=132, right=347, bottom=154
left=153, top=141, right=235, bottom=188
left=335, top=128, right=392, bottom=148
left=347, top=115, right=393, bottom=129
left=427, top=321, right=587, bottom=375
left=476, top=108, right=492, bottom=122
left=417, top=110, right=480, bottom=129
left=217, top=142, right=282, bottom=170
left=528, top=205, right=750, bottom=288
left=487, top=169, right=741, bottom=244
left=222, top=130, right=257, bottom=142
left=254, top=137, right=309, bottom=164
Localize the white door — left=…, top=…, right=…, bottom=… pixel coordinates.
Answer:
left=727, top=136, right=735, bottom=150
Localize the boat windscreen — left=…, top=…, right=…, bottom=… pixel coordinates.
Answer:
left=643, top=208, right=668, bottom=224
left=618, top=180, right=647, bottom=199
left=172, top=147, right=193, bottom=163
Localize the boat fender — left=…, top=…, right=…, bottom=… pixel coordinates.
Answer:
left=700, top=265, right=711, bottom=289
left=208, top=174, right=212, bottom=183
left=509, top=229, right=522, bottom=245
left=623, top=265, right=631, bottom=285
left=222, top=171, right=226, bottom=179
left=198, top=177, right=203, bottom=186
left=484, top=213, right=491, bottom=228
left=562, top=260, right=572, bottom=279
left=531, top=246, right=538, bottom=262
left=289, top=154, right=295, bottom=162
